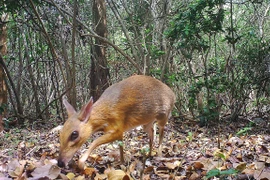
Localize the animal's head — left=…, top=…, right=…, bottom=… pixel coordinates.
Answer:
left=57, top=98, right=93, bottom=167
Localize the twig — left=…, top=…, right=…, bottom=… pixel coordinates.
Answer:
left=25, top=146, right=37, bottom=157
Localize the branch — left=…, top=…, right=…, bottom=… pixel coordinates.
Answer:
left=29, top=0, right=67, bottom=87
left=82, top=32, right=142, bottom=74
left=0, top=54, right=23, bottom=116
left=36, top=87, right=71, bottom=118
left=107, top=0, right=141, bottom=64
left=44, top=0, right=143, bottom=74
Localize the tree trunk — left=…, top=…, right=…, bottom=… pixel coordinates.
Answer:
left=68, top=0, right=78, bottom=108
left=90, top=0, right=110, bottom=101
left=0, top=14, right=8, bottom=131
left=23, top=33, right=42, bottom=120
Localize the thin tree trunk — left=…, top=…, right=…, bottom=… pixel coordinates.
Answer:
left=90, top=0, right=110, bottom=101
left=23, top=33, right=42, bottom=120
left=69, top=0, right=78, bottom=108
left=0, top=55, right=23, bottom=120
left=0, top=14, right=8, bottom=131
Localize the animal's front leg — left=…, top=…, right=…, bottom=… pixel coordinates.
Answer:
left=78, top=131, right=123, bottom=170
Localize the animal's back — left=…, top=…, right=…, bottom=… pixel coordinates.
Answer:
left=92, top=75, right=175, bottom=130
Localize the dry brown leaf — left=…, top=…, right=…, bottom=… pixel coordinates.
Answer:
left=66, top=172, right=76, bottom=179
left=128, top=161, right=137, bottom=172
left=0, top=163, right=8, bottom=173
left=258, top=155, right=270, bottom=163
left=189, top=172, right=200, bottom=180
left=84, top=167, right=96, bottom=176
left=94, top=173, right=107, bottom=180
left=58, top=173, right=69, bottom=180
left=8, top=159, right=26, bottom=179
left=75, top=175, right=86, bottom=180
left=254, top=168, right=270, bottom=180
left=193, top=161, right=204, bottom=170
left=164, top=162, right=177, bottom=170
left=107, top=169, right=132, bottom=180
left=236, top=152, right=242, bottom=160
left=242, top=168, right=255, bottom=176
left=233, top=162, right=246, bottom=172
left=0, top=176, right=12, bottom=180
left=143, top=166, right=154, bottom=174
left=142, top=174, right=150, bottom=180
left=7, top=159, right=20, bottom=171
left=228, top=137, right=244, bottom=146
left=122, top=174, right=131, bottom=180
left=255, top=161, right=265, bottom=170
left=30, top=164, right=60, bottom=180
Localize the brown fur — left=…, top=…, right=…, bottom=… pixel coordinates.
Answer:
left=58, top=75, right=175, bottom=169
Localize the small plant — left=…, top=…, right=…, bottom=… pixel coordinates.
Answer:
left=205, top=168, right=238, bottom=179
left=187, top=132, right=193, bottom=142
left=117, top=140, right=124, bottom=148
left=4, top=132, right=10, bottom=138
left=0, top=103, right=7, bottom=114
left=236, top=127, right=252, bottom=136
left=140, top=146, right=150, bottom=155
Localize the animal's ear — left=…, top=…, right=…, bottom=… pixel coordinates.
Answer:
left=63, top=99, right=77, bottom=117
left=78, top=97, right=94, bottom=122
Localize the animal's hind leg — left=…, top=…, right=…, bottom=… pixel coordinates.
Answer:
left=156, top=114, right=169, bottom=156
left=143, top=122, right=154, bottom=157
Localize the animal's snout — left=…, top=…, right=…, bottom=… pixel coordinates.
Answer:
left=57, top=158, right=65, bottom=168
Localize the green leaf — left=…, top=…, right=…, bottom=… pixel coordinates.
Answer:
left=206, top=169, right=220, bottom=178
left=206, top=168, right=237, bottom=178
left=220, top=169, right=238, bottom=175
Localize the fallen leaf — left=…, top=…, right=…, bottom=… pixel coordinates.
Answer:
left=164, top=162, right=177, bottom=170
left=233, top=162, right=246, bottom=172
left=8, top=159, right=26, bottom=179
left=66, top=172, right=75, bottom=179
left=189, top=172, right=200, bottom=180
left=143, top=166, right=154, bottom=174
left=29, top=164, right=60, bottom=179
left=258, top=155, right=270, bottom=163
left=107, top=169, right=132, bottom=180
left=228, top=137, right=244, bottom=146
left=75, top=175, right=85, bottom=180
left=84, top=167, right=96, bottom=176
left=193, top=161, right=204, bottom=170
left=254, top=169, right=270, bottom=180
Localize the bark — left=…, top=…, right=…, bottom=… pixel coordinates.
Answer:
left=23, top=33, right=42, bottom=120
left=68, top=0, right=78, bottom=108
left=0, top=14, right=8, bottom=131
left=90, top=0, right=110, bottom=101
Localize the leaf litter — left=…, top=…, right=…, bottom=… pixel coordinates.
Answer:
left=0, top=116, right=269, bottom=179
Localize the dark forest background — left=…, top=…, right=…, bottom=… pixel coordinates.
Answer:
left=0, top=0, right=269, bottom=130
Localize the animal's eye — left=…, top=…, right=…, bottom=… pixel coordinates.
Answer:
left=70, top=131, right=79, bottom=141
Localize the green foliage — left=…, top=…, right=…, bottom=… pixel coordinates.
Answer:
left=167, top=0, right=269, bottom=122
left=140, top=146, right=150, bottom=155
left=165, top=73, right=177, bottom=86
left=150, top=45, right=165, bottom=59
left=205, top=168, right=238, bottom=179
left=236, top=127, right=252, bottom=136
left=166, top=0, right=225, bottom=56
left=187, top=132, right=193, bottom=142
left=0, top=0, right=43, bottom=13
left=117, top=140, right=124, bottom=147
left=214, top=151, right=226, bottom=161
left=236, top=31, right=270, bottom=96
left=0, top=103, right=6, bottom=114
left=165, top=0, right=227, bottom=123
left=187, top=66, right=228, bottom=122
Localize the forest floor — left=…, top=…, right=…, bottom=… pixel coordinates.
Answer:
left=0, top=114, right=269, bottom=180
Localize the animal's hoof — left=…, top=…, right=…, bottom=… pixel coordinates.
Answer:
left=78, top=160, right=86, bottom=170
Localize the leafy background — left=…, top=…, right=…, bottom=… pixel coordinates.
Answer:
left=0, top=0, right=269, bottom=179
